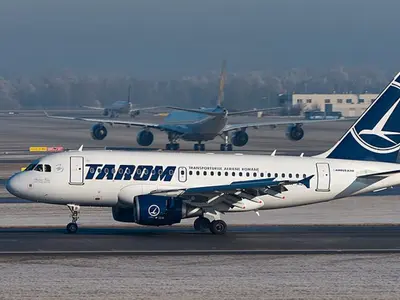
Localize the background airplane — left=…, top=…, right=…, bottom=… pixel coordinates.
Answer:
left=82, top=85, right=160, bottom=118
left=46, top=61, right=353, bottom=151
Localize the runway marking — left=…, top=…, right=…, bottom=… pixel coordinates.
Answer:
left=2, top=249, right=400, bottom=256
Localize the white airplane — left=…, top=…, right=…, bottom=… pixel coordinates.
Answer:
left=6, top=73, right=400, bottom=235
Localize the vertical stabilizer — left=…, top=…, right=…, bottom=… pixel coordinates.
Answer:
left=317, top=72, right=400, bottom=162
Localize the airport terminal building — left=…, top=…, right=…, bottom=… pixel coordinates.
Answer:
left=292, top=93, right=378, bottom=117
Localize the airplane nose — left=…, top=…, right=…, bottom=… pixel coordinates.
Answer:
left=6, top=174, right=21, bottom=197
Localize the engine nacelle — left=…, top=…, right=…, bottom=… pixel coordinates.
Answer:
left=285, top=124, right=304, bottom=141
left=112, top=195, right=201, bottom=226
left=90, top=123, right=108, bottom=140
left=231, top=131, right=249, bottom=147
left=136, top=130, right=154, bottom=146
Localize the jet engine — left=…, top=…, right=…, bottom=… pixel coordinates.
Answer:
left=90, top=124, right=108, bottom=140
left=112, top=195, right=201, bottom=226
left=231, top=131, right=249, bottom=147
left=286, top=124, right=304, bottom=141
left=136, top=130, right=154, bottom=146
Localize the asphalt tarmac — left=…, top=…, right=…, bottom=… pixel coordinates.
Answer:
left=1, top=225, right=400, bottom=255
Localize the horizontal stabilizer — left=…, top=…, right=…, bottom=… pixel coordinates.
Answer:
left=357, top=169, right=400, bottom=178
left=227, top=107, right=281, bottom=116
left=166, top=106, right=223, bottom=116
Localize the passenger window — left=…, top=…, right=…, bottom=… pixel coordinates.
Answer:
left=232, top=172, right=235, bottom=177
left=180, top=170, right=185, bottom=175
left=44, top=164, right=51, bottom=172
left=282, top=173, right=285, bottom=178
left=196, top=171, right=200, bottom=176
left=225, top=172, right=228, bottom=176
left=189, top=171, right=193, bottom=175
left=246, top=172, right=250, bottom=177
left=289, top=173, right=292, bottom=178
left=303, top=174, right=307, bottom=178
left=211, top=171, right=214, bottom=176
left=267, top=173, right=271, bottom=177
left=260, top=173, right=264, bottom=178
left=253, top=172, right=257, bottom=177
left=296, top=174, right=299, bottom=178
left=239, top=172, right=242, bottom=177
left=34, top=164, right=43, bottom=172
left=218, top=172, right=221, bottom=176
left=203, top=171, right=207, bottom=176
left=274, top=173, right=278, bottom=178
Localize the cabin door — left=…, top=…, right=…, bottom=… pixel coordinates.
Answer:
left=316, top=163, right=330, bottom=192
left=70, top=156, right=84, bottom=185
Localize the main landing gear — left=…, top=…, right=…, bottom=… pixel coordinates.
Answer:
left=165, top=143, right=180, bottom=150
left=220, top=134, right=233, bottom=151
left=66, top=204, right=80, bottom=234
left=193, top=216, right=227, bottom=235
left=193, top=143, right=205, bottom=151
left=165, top=133, right=180, bottom=150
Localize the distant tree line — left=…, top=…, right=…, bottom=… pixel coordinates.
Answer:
left=0, top=67, right=391, bottom=110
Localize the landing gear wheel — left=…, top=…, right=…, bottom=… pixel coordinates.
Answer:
left=166, top=143, right=180, bottom=150
left=194, top=217, right=211, bottom=231
left=194, top=143, right=205, bottom=151
left=220, top=144, right=233, bottom=151
left=66, top=204, right=80, bottom=234
left=209, top=220, right=227, bottom=235
left=66, top=222, right=78, bottom=234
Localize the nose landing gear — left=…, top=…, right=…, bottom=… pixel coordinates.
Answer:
left=66, top=204, right=80, bottom=234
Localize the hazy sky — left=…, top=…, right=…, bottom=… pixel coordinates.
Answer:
left=0, top=0, right=399, bottom=77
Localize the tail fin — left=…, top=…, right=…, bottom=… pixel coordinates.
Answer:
left=318, top=72, right=400, bottom=163
left=217, top=60, right=226, bottom=107
left=128, top=84, right=132, bottom=104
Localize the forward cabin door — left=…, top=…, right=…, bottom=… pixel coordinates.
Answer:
left=70, top=156, right=84, bottom=185
left=316, top=163, right=330, bottom=192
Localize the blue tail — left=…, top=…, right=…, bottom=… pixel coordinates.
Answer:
left=319, top=72, right=400, bottom=163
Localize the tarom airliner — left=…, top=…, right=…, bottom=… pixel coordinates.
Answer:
left=6, top=73, right=400, bottom=235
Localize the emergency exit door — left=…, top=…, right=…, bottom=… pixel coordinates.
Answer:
left=316, top=163, right=330, bottom=192
left=70, top=156, right=84, bottom=185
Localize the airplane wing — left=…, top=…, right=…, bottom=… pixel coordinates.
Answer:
left=81, top=105, right=105, bottom=110
left=150, top=175, right=314, bottom=203
left=222, top=117, right=357, bottom=132
left=44, top=111, right=162, bottom=129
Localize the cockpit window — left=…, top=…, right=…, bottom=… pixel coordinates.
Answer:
left=34, top=164, right=43, bottom=172
left=44, top=164, right=51, bottom=172
left=25, top=163, right=37, bottom=171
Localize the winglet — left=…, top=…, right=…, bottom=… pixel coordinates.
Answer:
left=43, top=110, right=50, bottom=117
left=298, top=175, right=314, bottom=188
left=271, top=150, right=277, bottom=156
left=78, top=145, right=83, bottom=151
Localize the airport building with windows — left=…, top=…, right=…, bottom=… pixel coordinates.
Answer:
left=292, top=93, right=378, bottom=117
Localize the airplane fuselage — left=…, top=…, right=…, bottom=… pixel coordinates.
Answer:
left=162, top=109, right=228, bottom=141
left=8, top=150, right=400, bottom=210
